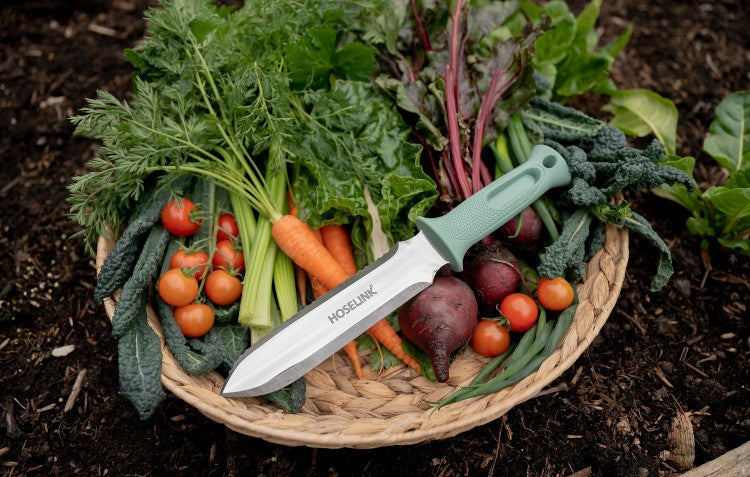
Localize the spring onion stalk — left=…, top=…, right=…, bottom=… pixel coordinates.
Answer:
left=507, top=114, right=561, bottom=240
left=438, top=309, right=549, bottom=408
left=452, top=307, right=575, bottom=401
left=491, top=134, right=514, bottom=177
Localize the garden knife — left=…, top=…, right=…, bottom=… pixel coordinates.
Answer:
left=222, top=145, right=571, bottom=397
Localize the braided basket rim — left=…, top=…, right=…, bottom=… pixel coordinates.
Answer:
left=96, top=222, right=628, bottom=449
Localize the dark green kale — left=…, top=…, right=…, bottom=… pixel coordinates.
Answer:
left=527, top=97, right=696, bottom=290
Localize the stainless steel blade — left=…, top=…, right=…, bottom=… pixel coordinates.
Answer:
left=221, top=232, right=447, bottom=397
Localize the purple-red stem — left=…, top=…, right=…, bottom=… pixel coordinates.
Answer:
left=471, top=69, right=503, bottom=194
left=410, top=0, right=431, bottom=52
left=450, top=0, right=463, bottom=93
left=416, top=134, right=451, bottom=199
left=445, top=65, right=472, bottom=201
left=480, top=162, right=493, bottom=186
left=441, top=149, right=460, bottom=200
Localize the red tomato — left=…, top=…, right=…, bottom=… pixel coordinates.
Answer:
left=169, top=249, right=209, bottom=280
left=205, top=270, right=242, bottom=305
left=161, top=198, right=201, bottom=236
left=471, top=320, right=511, bottom=357
left=213, top=239, right=244, bottom=272
left=158, top=268, right=199, bottom=307
left=537, top=277, right=575, bottom=311
left=499, top=293, right=538, bottom=332
left=215, top=213, right=239, bottom=242
left=173, top=304, right=215, bottom=338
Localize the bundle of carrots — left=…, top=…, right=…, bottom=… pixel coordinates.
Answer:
left=285, top=196, right=421, bottom=377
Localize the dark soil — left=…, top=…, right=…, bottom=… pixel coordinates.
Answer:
left=1, top=1, right=748, bottom=476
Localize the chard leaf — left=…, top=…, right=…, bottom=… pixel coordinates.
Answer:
left=285, top=26, right=374, bottom=90
left=118, top=316, right=165, bottom=420
left=660, top=154, right=696, bottom=175
left=532, top=0, right=629, bottom=100
left=653, top=156, right=702, bottom=211
left=284, top=26, right=337, bottom=89
left=375, top=77, right=447, bottom=151
left=292, top=81, right=437, bottom=258
left=686, top=216, right=713, bottom=238
left=609, top=211, right=673, bottom=291
left=703, top=91, right=750, bottom=173
left=604, top=89, right=678, bottom=154
left=599, top=24, right=632, bottom=59
left=726, top=167, right=750, bottom=188
left=555, top=53, right=613, bottom=98
left=702, top=186, right=750, bottom=237
left=533, top=1, right=575, bottom=65
left=332, top=42, right=375, bottom=81
left=520, top=0, right=545, bottom=24
left=717, top=236, right=750, bottom=254
left=573, top=0, right=602, bottom=51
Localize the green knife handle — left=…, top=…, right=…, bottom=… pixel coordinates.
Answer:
left=416, top=144, right=571, bottom=271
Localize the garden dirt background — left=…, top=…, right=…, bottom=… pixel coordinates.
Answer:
left=1, top=0, right=748, bottom=476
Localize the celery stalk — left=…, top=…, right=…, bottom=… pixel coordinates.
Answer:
left=272, top=177, right=298, bottom=322
left=244, top=237, right=278, bottom=332
left=238, top=167, right=286, bottom=330
left=273, top=248, right=297, bottom=321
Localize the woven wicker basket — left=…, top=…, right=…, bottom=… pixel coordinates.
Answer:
left=96, top=222, right=628, bottom=448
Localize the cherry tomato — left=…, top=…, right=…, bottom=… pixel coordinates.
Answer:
left=215, top=213, right=239, bottom=242
left=161, top=198, right=201, bottom=236
left=471, top=320, right=511, bottom=357
left=173, top=304, right=215, bottom=338
left=499, top=293, right=538, bottom=332
left=213, top=239, right=244, bottom=272
left=158, top=268, right=199, bottom=306
left=205, top=270, right=242, bottom=305
left=537, top=277, right=575, bottom=311
left=169, top=249, right=209, bottom=280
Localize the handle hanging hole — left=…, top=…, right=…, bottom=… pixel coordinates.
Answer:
left=542, top=155, right=557, bottom=168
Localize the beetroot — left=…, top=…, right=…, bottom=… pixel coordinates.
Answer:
left=466, top=243, right=520, bottom=315
left=497, top=206, right=542, bottom=246
left=398, top=276, right=478, bottom=382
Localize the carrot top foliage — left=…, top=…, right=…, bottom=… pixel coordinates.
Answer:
left=68, top=0, right=436, bottom=257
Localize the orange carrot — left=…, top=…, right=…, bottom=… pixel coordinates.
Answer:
left=294, top=265, right=307, bottom=306
left=317, top=223, right=422, bottom=374
left=309, top=280, right=363, bottom=378
left=315, top=225, right=364, bottom=376
left=288, top=219, right=362, bottom=377
left=368, top=320, right=421, bottom=372
left=309, top=275, right=363, bottom=379
left=342, top=341, right=363, bottom=378
left=287, top=191, right=298, bottom=217
left=321, top=225, right=358, bottom=276
left=271, top=215, right=348, bottom=291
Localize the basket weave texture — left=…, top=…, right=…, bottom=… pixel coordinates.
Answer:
left=97, top=223, right=628, bottom=449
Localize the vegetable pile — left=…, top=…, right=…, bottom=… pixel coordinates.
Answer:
left=70, top=0, right=697, bottom=418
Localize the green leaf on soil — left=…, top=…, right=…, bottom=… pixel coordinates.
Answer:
left=604, top=89, right=678, bottom=154
left=703, top=91, right=750, bottom=173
